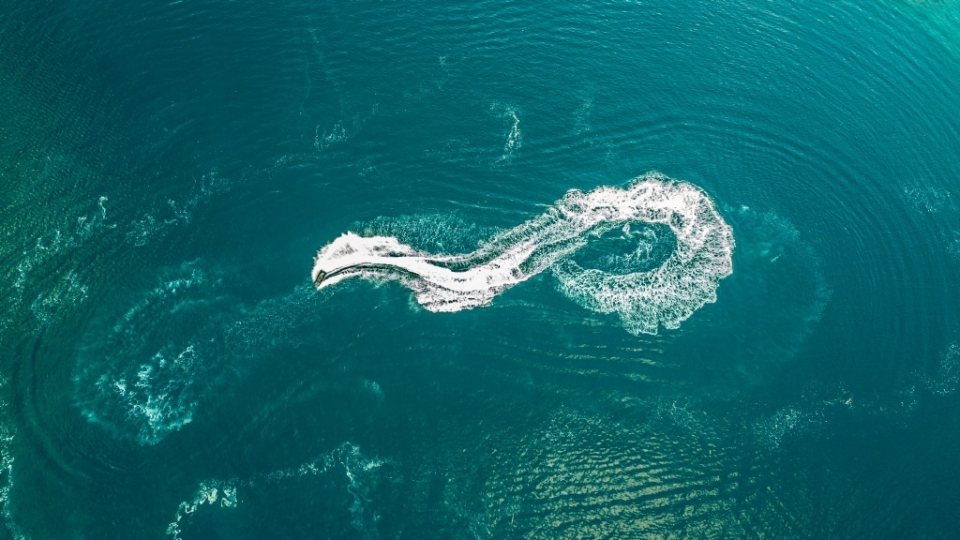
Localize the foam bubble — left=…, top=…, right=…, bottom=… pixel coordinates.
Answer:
left=167, top=443, right=386, bottom=540
left=312, top=173, right=735, bottom=335
left=0, top=379, right=27, bottom=540
left=922, top=342, right=960, bottom=396
left=756, top=406, right=814, bottom=449
left=126, top=172, right=229, bottom=247
left=30, top=270, right=88, bottom=327
left=497, top=105, right=522, bottom=162
left=360, top=213, right=492, bottom=255
left=312, top=104, right=379, bottom=153
left=74, top=262, right=225, bottom=445
left=1, top=197, right=111, bottom=338
left=314, top=121, right=347, bottom=152
left=902, top=183, right=955, bottom=214
left=75, top=271, right=334, bottom=445
left=363, top=380, right=385, bottom=403
left=948, top=232, right=960, bottom=261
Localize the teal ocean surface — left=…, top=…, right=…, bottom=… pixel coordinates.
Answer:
left=2, top=1, right=959, bottom=538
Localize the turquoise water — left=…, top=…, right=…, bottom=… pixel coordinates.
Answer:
left=1, top=0, right=959, bottom=538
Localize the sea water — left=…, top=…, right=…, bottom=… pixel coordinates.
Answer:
left=1, top=0, right=959, bottom=538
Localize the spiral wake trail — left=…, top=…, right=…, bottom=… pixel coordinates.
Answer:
left=312, top=173, right=734, bottom=335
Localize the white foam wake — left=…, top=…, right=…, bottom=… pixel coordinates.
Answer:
left=312, top=173, right=735, bottom=335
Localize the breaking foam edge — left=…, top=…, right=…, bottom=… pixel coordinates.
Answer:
left=312, top=173, right=735, bottom=335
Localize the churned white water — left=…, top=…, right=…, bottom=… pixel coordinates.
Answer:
left=312, top=174, right=734, bottom=335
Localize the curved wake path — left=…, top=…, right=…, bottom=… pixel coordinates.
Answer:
left=312, top=174, right=735, bottom=335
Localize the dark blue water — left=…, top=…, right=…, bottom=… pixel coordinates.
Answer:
left=2, top=0, right=959, bottom=538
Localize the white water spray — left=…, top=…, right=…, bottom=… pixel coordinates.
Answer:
left=312, top=173, right=734, bottom=335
